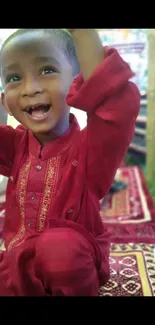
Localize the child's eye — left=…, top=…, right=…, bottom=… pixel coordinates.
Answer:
left=7, top=75, right=21, bottom=83
left=41, top=67, right=55, bottom=75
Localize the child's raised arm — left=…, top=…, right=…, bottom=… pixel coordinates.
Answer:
left=68, top=29, right=104, bottom=80
left=67, top=30, right=140, bottom=199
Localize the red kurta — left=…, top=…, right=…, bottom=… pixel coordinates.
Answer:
left=0, top=47, right=140, bottom=295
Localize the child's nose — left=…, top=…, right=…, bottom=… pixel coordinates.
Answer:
left=22, top=78, right=43, bottom=97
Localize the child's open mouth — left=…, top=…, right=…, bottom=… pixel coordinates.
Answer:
left=24, top=104, right=51, bottom=121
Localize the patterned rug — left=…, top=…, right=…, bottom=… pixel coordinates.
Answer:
left=100, top=166, right=155, bottom=243
left=99, top=243, right=155, bottom=296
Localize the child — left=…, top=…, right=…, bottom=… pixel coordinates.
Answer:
left=0, top=29, right=140, bottom=296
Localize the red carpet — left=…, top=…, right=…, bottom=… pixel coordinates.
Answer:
left=99, top=243, right=155, bottom=296
left=100, top=166, right=155, bottom=243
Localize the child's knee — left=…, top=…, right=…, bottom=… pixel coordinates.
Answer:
left=35, top=227, right=96, bottom=279
left=35, top=227, right=99, bottom=295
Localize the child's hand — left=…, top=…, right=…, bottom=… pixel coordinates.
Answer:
left=67, top=29, right=82, bottom=32
left=67, top=29, right=91, bottom=36
left=67, top=29, right=76, bottom=33
left=67, top=29, right=104, bottom=80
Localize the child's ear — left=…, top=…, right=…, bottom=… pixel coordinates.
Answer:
left=1, top=92, right=13, bottom=116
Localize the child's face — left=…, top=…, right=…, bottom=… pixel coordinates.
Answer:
left=1, top=32, right=74, bottom=142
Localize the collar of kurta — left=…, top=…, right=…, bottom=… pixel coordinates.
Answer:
left=28, top=113, right=80, bottom=160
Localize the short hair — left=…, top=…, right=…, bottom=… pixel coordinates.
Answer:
left=1, top=29, right=80, bottom=76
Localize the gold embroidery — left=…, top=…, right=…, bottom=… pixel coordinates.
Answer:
left=38, top=156, right=60, bottom=232
left=8, top=156, right=32, bottom=251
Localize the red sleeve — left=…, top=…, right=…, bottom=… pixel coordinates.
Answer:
left=0, top=125, right=16, bottom=177
left=66, top=47, right=141, bottom=199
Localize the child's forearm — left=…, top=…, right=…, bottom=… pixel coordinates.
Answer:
left=68, top=29, right=104, bottom=80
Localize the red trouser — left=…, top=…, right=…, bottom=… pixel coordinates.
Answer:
left=0, top=228, right=106, bottom=296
